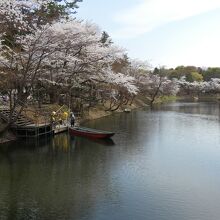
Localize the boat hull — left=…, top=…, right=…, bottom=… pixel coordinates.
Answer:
left=69, top=127, right=115, bottom=139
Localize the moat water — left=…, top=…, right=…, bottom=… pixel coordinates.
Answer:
left=1, top=101, right=220, bottom=220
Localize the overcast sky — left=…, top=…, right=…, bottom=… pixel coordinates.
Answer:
left=76, top=0, right=220, bottom=68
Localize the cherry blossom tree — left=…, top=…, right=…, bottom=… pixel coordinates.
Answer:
left=177, top=76, right=203, bottom=96
left=0, top=15, right=140, bottom=130
left=134, top=67, right=179, bottom=106
left=178, top=77, right=220, bottom=96
left=205, top=78, right=220, bottom=94
left=98, top=68, right=138, bottom=111
left=122, top=64, right=179, bottom=106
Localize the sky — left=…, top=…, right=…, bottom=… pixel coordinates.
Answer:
left=76, top=0, right=220, bottom=68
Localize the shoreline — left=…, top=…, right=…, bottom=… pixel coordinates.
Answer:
left=3, top=94, right=215, bottom=144
left=0, top=98, right=148, bottom=144
left=79, top=95, right=151, bottom=124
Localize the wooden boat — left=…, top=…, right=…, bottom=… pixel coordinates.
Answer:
left=69, top=126, right=115, bottom=139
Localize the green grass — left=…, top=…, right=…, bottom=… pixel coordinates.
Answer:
left=154, top=95, right=177, bottom=104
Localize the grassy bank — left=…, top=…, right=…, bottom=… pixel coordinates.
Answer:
left=81, top=96, right=150, bottom=123
left=153, top=95, right=177, bottom=104
left=176, top=95, right=220, bottom=102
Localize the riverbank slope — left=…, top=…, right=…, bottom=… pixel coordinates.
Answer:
left=0, top=94, right=189, bottom=143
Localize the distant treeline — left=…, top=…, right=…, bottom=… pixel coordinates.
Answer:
left=153, top=66, right=220, bottom=82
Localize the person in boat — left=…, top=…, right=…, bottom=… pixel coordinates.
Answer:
left=70, top=112, right=75, bottom=127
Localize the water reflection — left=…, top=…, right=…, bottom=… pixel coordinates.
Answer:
left=154, top=100, right=220, bottom=118
left=79, top=137, right=115, bottom=146
left=0, top=134, right=117, bottom=220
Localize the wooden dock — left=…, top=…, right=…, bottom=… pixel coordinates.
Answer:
left=53, top=125, right=68, bottom=134
left=14, top=123, right=69, bottom=138
left=0, top=108, right=54, bottom=138
left=14, top=123, right=53, bottom=138
left=0, top=107, right=69, bottom=138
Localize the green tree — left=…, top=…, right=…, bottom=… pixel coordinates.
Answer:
left=185, top=71, right=203, bottom=82
left=34, top=0, right=83, bottom=25
left=100, top=31, right=113, bottom=45
left=190, top=72, right=203, bottom=82
left=202, top=67, right=220, bottom=81
left=167, top=69, right=180, bottom=79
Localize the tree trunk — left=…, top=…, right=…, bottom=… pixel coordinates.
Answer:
left=49, top=92, right=58, bottom=104
left=150, top=79, right=162, bottom=107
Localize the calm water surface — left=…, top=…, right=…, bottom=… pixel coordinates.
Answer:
left=1, top=101, right=220, bottom=220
